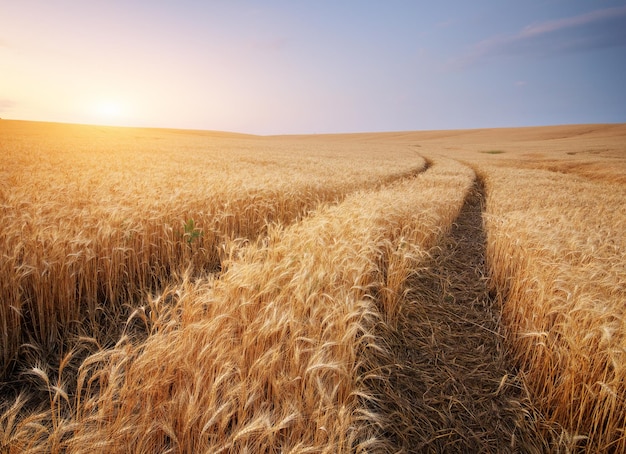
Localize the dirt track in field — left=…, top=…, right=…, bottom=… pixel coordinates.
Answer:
left=366, top=178, right=544, bottom=452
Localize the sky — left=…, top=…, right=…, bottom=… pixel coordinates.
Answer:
left=1, top=1, right=625, bottom=135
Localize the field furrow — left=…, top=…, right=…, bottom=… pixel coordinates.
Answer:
left=364, top=178, right=543, bottom=451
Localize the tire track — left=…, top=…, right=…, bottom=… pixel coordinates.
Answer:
left=367, top=175, right=542, bottom=452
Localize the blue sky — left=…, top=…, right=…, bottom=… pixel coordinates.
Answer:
left=1, top=1, right=625, bottom=134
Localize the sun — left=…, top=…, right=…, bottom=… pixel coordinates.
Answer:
left=89, top=99, right=130, bottom=125
left=95, top=100, right=124, bottom=118
left=97, top=101, right=122, bottom=117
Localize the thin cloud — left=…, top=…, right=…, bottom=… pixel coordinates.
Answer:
left=452, top=6, right=626, bottom=69
left=521, top=6, right=626, bottom=37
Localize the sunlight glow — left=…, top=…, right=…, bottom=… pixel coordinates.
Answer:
left=94, top=100, right=124, bottom=120
left=84, top=98, right=135, bottom=126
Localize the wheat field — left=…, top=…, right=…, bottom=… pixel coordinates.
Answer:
left=1, top=120, right=625, bottom=452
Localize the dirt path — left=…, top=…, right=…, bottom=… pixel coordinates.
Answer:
left=366, top=179, right=541, bottom=452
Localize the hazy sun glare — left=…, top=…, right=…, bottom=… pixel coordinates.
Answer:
left=89, top=99, right=130, bottom=125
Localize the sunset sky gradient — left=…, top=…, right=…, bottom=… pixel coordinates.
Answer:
left=1, top=1, right=625, bottom=134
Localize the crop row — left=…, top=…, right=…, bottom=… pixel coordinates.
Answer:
left=0, top=123, right=425, bottom=376
left=1, top=157, right=475, bottom=452
left=481, top=164, right=626, bottom=452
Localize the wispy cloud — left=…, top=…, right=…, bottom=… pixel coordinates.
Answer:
left=520, top=7, right=626, bottom=37
left=452, top=6, right=626, bottom=69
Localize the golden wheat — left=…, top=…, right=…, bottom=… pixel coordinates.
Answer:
left=3, top=120, right=625, bottom=452
left=1, top=141, right=473, bottom=452
left=0, top=121, right=425, bottom=377
left=480, top=164, right=626, bottom=451
left=56, top=157, right=472, bottom=453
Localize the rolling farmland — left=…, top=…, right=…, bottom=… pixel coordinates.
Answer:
left=1, top=120, right=625, bottom=452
